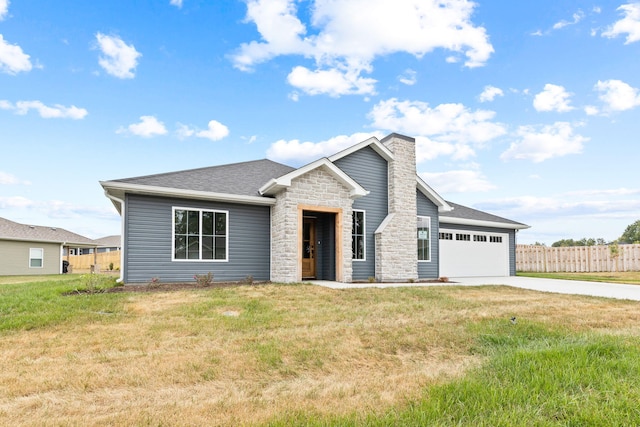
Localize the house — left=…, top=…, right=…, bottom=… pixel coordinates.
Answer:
left=100, top=133, right=529, bottom=284
left=0, top=217, right=97, bottom=276
left=94, top=235, right=122, bottom=253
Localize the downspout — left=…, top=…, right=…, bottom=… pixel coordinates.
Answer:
left=104, top=190, right=125, bottom=283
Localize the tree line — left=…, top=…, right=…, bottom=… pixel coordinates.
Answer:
left=533, top=219, right=640, bottom=247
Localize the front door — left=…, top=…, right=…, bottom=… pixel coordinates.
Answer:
left=302, top=217, right=316, bottom=279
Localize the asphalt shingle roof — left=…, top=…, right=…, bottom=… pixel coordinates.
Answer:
left=440, top=201, right=527, bottom=227
left=0, top=217, right=97, bottom=245
left=110, top=159, right=296, bottom=198
left=94, top=235, right=121, bottom=248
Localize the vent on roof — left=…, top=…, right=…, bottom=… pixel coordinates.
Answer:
left=50, top=227, right=57, bottom=231
left=29, top=225, right=35, bottom=229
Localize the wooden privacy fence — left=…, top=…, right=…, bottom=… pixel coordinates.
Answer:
left=516, top=244, right=640, bottom=273
left=66, top=251, right=120, bottom=273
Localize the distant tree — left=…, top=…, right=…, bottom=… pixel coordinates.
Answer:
left=551, top=238, right=605, bottom=247
left=619, top=220, right=640, bottom=244
left=533, top=241, right=546, bottom=246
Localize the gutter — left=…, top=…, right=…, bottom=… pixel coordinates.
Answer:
left=104, top=190, right=125, bottom=283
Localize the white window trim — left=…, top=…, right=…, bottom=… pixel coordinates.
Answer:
left=417, top=216, right=431, bottom=262
left=172, top=207, right=229, bottom=262
left=29, top=248, right=44, bottom=269
left=352, top=209, right=366, bottom=261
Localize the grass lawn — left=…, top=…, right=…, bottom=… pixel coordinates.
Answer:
left=1, top=275, right=640, bottom=426
left=518, top=271, right=640, bottom=285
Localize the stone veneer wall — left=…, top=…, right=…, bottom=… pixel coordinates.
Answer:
left=375, top=134, right=418, bottom=282
left=270, top=166, right=354, bottom=283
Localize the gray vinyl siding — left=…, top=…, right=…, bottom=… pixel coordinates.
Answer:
left=123, top=194, right=271, bottom=283
left=438, top=222, right=517, bottom=276
left=0, top=240, right=61, bottom=275
left=417, top=190, right=439, bottom=279
left=333, top=146, right=388, bottom=281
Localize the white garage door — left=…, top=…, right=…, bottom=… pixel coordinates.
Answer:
left=439, top=229, right=510, bottom=277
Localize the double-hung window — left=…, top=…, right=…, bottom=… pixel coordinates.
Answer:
left=417, top=216, right=431, bottom=262
left=352, top=210, right=365, bottom=260
left=29, top=248, right=43, bottom=268
left=173, top=207, right=228, bottom=261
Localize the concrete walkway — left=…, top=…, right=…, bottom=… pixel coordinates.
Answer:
left=309, top=276, right=640, bottom=301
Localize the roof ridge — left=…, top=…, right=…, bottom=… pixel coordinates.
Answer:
left=109, top=158, right=292, bottom=183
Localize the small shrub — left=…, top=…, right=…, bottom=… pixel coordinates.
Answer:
left=408, top=278, right=415, bottom=283
left=438, top=276, right=449, bottom=283
left=368, top=276, right=376, bottom=283
left=194, top=272, right=213, bottom=287
left=80, top=274, right=116, bottom=293
left=108, top=262, right=114, bottom=271
left=148, top=277, right=161, bottom=288
left=245, top=275, right=254, bottom=286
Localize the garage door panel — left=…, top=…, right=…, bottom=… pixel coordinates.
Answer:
left=439, top=229, right=509, bottom=277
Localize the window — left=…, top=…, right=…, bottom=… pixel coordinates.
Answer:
left=417, top=216, right=431, bottom=261
left=456, top=233, right=471, bottom=241
left=439, top=232, right=453, bottom=240
left=490, top=236, right=503, bottom=243
left=473, top=235, right=487, bottom=242
left=29, top=248, right=43, bottom=268
left=352, top=210, right=365, bottom=260
left=173, top=208, right=228, bottom=261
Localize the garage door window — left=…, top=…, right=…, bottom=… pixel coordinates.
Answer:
left=417, top=216, right=431, bottom=262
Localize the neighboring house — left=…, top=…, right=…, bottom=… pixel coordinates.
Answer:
left=0, top=217, right=97, bottom=276
left=94, top=235, right=122, bottom=253
left=101, top=133, right=529, bottom=284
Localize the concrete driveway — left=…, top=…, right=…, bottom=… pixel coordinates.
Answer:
left=310, top=276, right=640, bottom=301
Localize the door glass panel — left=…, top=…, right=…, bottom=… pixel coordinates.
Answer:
left=303, top=221, right=311, bottom=259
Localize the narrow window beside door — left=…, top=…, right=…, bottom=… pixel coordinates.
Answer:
left=352, top=210, right=365, bottom=260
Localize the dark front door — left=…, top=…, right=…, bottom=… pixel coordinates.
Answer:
left=302, top=217, right=316, bottom=279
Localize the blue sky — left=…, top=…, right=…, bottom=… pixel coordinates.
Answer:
left=1, top=0, right=640, bottom=244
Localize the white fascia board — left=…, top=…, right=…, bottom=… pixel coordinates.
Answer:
left=0, top=237, right=97, bottom=246
left=259, top=158, right=369, bottom=199
left=101, top=181, right=276, bottom=206
left=328, top=136, right=394, bottom=163
left=439, top=216, right=530, bottom=230
left=374, top=213, right=395, bottom=234
left=416, top=176, right=452, bottom=212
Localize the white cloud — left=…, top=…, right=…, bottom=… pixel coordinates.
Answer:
left=533, top=84, right=574, bottom=112
left=266, top=131, right=384, bottom=165
left=0, top=34, right=32, bottom=75
left=478, top=85, right=504, bottom=102
left=119, top=116, right=167, bottom=138
left=419, top=169, right=495, bottom=194
left=170, top=0, right=183, bottom=8
left=398, top=69, right=417, bottom=86
left=500, top=122, right=588, bottom=163
left=584, top=105, right=599, bottom=115
left=0, top=0, right=9, bottom=20
left=552, top=10, right=585, bottom=30
left=287, top=66, right=376, bottom=97
left=0, top=100, right=88, bottom=119
left=0, top=171, right=30, bottom=185
left=602, top=3, right=640, bottom=43
left=594, top=79, right=640, bottom=111
left=196, top=120, right=229, bottom=141
left=95, top=33, right=141, bottom=79
left=176, top=120, right=230, bottom=141
left=231, top=0, right=493, bottom=96
left=368, top=98, right=506, bottom=160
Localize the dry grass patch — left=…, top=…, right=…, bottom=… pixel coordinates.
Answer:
left=1, top=284, right=639, bottom=426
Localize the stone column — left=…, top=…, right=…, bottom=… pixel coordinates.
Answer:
left=375, top=134, right=418, bottom=282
